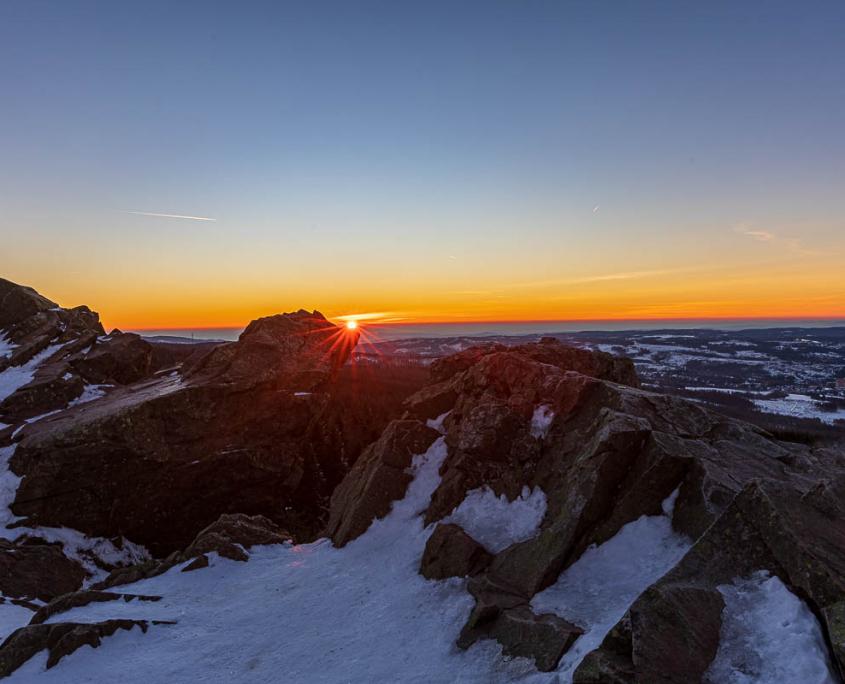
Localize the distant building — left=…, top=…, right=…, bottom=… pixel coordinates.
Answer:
left=837, top=378, right=845, bottom=389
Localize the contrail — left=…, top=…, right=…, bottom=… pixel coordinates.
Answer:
left=125, top=211, right=217, bottom=222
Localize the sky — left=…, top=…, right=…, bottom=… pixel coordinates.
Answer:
left=1, top=0, right=844, bottom=330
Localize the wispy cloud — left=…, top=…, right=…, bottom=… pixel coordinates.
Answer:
left=734, top=223, right=815, bottom=255
left=125, top=211, right=217, bottom=222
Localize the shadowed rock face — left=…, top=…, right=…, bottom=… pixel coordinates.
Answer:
left=328, top=340, right=845, bottom=676
left=8, top=307, right=361, bottom=554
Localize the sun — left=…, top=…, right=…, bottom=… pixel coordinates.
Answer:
left=345, top=320, right=358, bottom=330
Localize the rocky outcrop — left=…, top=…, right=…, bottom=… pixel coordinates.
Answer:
left=94, top=513, right=289, bottom=589
left=29, top=591, right=162, bottom=625
left=0, top=619, right=173, bottom=676
left=8, top=308, right=359, bottom=554
left=419, top=523, right=492, bottom=580
left=0, top=278, right=159, bottom=423
left=0, top=538, right=87, bottom=602
left=70, top=331, right=152, bottom=385
left=328, top=340, right=845, bottom=675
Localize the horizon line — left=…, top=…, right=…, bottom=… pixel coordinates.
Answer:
left=125, top=314, right=845, bottom=332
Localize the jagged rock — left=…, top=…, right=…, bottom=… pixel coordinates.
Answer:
left=0, top=619, right=173, bottom=676
left=9, top=311, right=359, bottom=553
left=0, top=538, right=86, bottom=602
left=324, top=340, right=845, bottom=674
left=29, top=591, right=162, bottom=625
left=457, top=597, right=583, bottom=671
left=184, top=513, right=289, bottom=561
left=576, top=477, right=845, bottom=682
left=71, top=332, right=152, bottom=384
left=94, top=513, right=289, bottom=589
left=0, top=278, right=104, bottom=372
left=326, top=420, right=439, bottom=546
left=420, top=523, right=492, bottom=580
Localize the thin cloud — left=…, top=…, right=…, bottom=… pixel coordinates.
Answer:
left=125, top=211, right=217, bottom=222
left=734, top=224, right=816, bottom=255
left=735, top=224, right=774, bottom=242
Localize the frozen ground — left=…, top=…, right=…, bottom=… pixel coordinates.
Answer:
left=753, top=393, right=845, bottom=425
left=705, top=571, right=836, bottom=684
left=531, top=490, right=691, bottom=680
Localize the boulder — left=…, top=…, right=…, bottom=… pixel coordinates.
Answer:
left=70, top=332, right=152, bottom=384
left=419, top=523, right=492, bottom=580
left=0, top=538, right=86, bottom=602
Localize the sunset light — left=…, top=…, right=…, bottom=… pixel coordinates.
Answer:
left=345, top=320, right=358, bottom=330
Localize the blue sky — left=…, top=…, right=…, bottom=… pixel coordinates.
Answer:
left=2, top=1, right=844, bottom=326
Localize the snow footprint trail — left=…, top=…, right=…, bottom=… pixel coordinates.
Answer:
left=705, top=571, right=836, bottom=684
left=531, top=490, right=692, bottom=683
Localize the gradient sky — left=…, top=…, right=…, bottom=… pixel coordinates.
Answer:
left=2, top=1, right=844, bottom=329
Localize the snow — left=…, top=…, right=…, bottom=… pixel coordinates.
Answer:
left=426, top=410, right=450, bottom=434
left=753, top=393, right=845, bottom=425
left=530, top=489, right=691, bottom=682
left=0, top=343, right=64, bottom=403
left=0, top=333, right=17, bottom=359
left=8, top=436, right=540, bottom=683
left=529, top=404, right=554, bottom=439
left=68, top=384, right=110, bottom=407
left=444, top=485, right=547, bottom=553
left=0, top=600, right=36, bottom=642
left=705, top=571, right=836, bottom=684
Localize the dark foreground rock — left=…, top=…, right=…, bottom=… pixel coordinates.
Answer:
left=0, top=619, right=173, bottom=676
left=419, top=523, right=492, bottom=580
left=327, top=340, right=845, bottom=676
left=93, top=513, right=289, bottom=589
left=8, top=307, right=360, bottom=554
left=0, top=538, right=87, bottom=602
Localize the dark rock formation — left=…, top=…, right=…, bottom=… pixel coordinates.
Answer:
left=94, top=513, right=289, bottom=589
left=419, top=523, right=492, bottom=580
left=327, top=340, right=845, bottom=675
left=8, top=309, right=359, bottom=553
left=0, top=619, right=173, bottom=675
left=0, top=538, right=87, bottom=602
left=70, top=331, right=152, bottom=385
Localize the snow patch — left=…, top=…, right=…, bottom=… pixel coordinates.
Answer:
left=68, top=384, right=110, bottom=407
left=705, top=571, right=836, bottom=684
left=753, top=394, right=845, bottom=425
left=444, top=485, right=547, bottom=553
left=0, top=342, right=64, bottom=403
left=0, top=600, right=36, bottom=642
left=0, top=333, right=17, bottom=359
left=531, top=489, right=691, bottom=681
left=530, top=404, right=554, bottom=439
left=426, top=410, right=450, bottom=434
